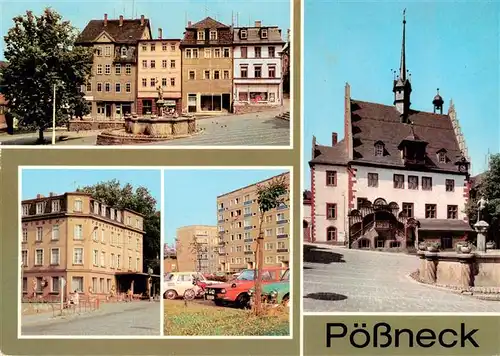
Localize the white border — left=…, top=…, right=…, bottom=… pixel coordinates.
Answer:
left=0, top=1, right=294, bottom=151
left=160, top=165, right=294, bottom=340
left=299, top=0, right=304, bottom=354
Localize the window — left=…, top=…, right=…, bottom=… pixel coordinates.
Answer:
left=368, top=173, right=379, bottom=187
left=93, top=250, right=98, bottom=266
left=35, top=249, right=44, bottom=266
left=97, top=82, right=102, bottom=92
left=268, top=46, right=275, bottom=57
left=261, top=29, right=268, bottom=38
left=36, top=227, right=43, bottom=241
left=408, top=175, right=419, bottom=190
left=151, top=60, right=156, bottom=69
left=192, top=49, right=199, bottom=58
left=96, top=47, right=102, bottom=56
left=151, top=43, right=155, bottom=51
left=142, top=78, right=147, bottom=87
left=126, top=82, right=131, bottom=92
left=223, top=70, right=230, bottom=79
left=213, top=48, right=221, bottom=58
left=92, top=229, right=98, bottom=241
left=326, top=227, right=337, bottom=241
left=402, top=203, right=414, bottom=218
left=241, top=47, right=248, bottom=58
left=214, top=70, right=220, bottom=79
left=171, top=44, right=176, bottom=51
left=115, top=83, right=121, bottom=93
left=189, top=71, right=195, bottom=80
left=393, top=174, right=405, bottom=189
left=74, top=225, right=83, bottom=240
left=142, top=44, right=147, bottom=52
left=162, top=78, right=167, bottom=87
left=105, top=64, right=111, bottom=75
left=117, top=254, right=121, bottom=269
left=50, top=248, right=60, bottom=265
left=100, top=251, right=105, bottom=267
left=22, top=205, right=30, bottom=216
left=21, top=250, right=28, bottom=267
left=276, top=212, right=286, bottom=222
left=425, top=204, right=437, bottom=219
left=51, top=276, right=60, bottom=293
left=223, top=48, right=230, bottom=58
left=255, top=47, right=261, bottom=58
left=97, top=64, right=103, bottom=75
left=241, top=66, right=248, bottom=78
left=86, top=83, right=92, bottom=92
left=104, top=46, right=111, bottom=56
left=198, top=30, right=205, bottom=40
left=326, top=203, right=337, bottom=219
left=142, top=60, right=147, bottom=69
left=445, top=179, right=455, bottom=192
left=447, top=205, right=458, bottom=219
left=52, top=225, right=59, bottom=240
left=326, top=171, right=337, bottom=186
left=265, top=256, right=274, bottom=264
left=185, top=49, right=192, bottom=58
left=375, top=143, right=384, bottom=156
left=126, top=64, right=131, bottom=75
left=162, top=60, right=167, bottom=68
left=22, top=228, right=28, bottom=242
left=121, top=47, right=127, bottom=57
left=438, top=152, right=446, bottom=163
left=51, top=200, right=60, bottom=212
left=254, top=65, right=262, bottom=78
left=71, top=277, right=83, bottom=293
left=240, top=30, right=248, bottom=39
left=422, top=177, right=432, bottom=191
left=36, top=202, right=44, bottom=214
left=170, top=60, right=176, bottom=69
left=150, top=78, right=155, bottom=87
left=268, top=66, right=276, bottom=78
left=105, top=83, right=111, bottom=92
left=101, top=229, right=106, bottom=243
left=136, top=258, right=140, bottom=271
left=170, top=78, right=175, bottom=86
left=36, top=277, right=43, bottom=292
left=162, top=42, right=167, bottom=51
left=115, top=64, right=121, bottom=75
left=136, top=238, right=141, bottom=250
left=210, top=30, right=217, bottom=40
left=22, top=278, right=28, bottom=292
left=204, top=70, right=210, bottom=80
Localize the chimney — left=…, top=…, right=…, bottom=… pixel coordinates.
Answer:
left=119, top=15, right=123, bottom=26
left=158, top=28, right=163, bottom=39
left=140, top=15, right=145, bottom=26
left=104, top=13, right=108, bottom=27
left=187, top=21, right=192, bottom=27
left=255, top=20, right=261, bottom=27
left=332, top=132, right=338, bottom=146
left=49, top=192, right=55, bottom=197
left=36, top=194, right=44, bottom=199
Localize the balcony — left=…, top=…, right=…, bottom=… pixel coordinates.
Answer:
left=277, top=248, right=288, bottom=253
left=113, top=54, right=136, bottom=63
left=244, top=238, right=253, bottom=243
left=218, top=220, right=225, bottom=224
left=277, top=204, right=288, bottom=211
left=244, top=226, right=253, bottom=230
left=277, top=219, right=288, bottom=225
left=243, top=201, right=252, bottom=206
left=218, top=208, right=224, bottom=212
left=277, top=234, right=288, bottom=239
left=244, top=213, right=252, bottom=218
left=244, top=251, right=253, bottom=255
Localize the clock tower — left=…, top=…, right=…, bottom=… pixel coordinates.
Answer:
left=393, top=10, right=412, bottom=122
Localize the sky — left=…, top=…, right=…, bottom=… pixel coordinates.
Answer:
left=21, top=168, right=162, bottom=210
left=304, top=1, right=500, bottom=190
left=0, top=0, right=291, bottom=60
left=163, top=168, right=289, bottom=245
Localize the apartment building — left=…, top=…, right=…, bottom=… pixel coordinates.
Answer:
left=216, top=172, right=291, bottom=273
left=76, top=14, right=152, bottom=120
left=21, top=192, right=145, bottom=299
left=180, top=17, right=233, bottom=114
left=233, top=21, right=285, bottom=113
left=137, top=28, right=182, bottom=115
left=175, top=225, right=219, bottom=273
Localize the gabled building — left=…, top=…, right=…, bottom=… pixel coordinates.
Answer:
left=232, top=21, right=285, bottom=113
left=76, top=14, right=152, bottom=120
left=180, top=17, right=233, bottom=114
left=308, top=14, right=473, bottom=251
left=137, top=28, right=182, bottom=115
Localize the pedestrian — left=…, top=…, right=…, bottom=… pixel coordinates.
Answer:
left=127, top=288, right=132, bottom=302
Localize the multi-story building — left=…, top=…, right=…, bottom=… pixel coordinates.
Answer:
left=308, top=14, right=472, bottom=250
left=175, top=225, right=218, bottom=273
left=217, top=172, right=291, bottom=273
left=303, top=190, right=312, bottom=242
left=137, top=29, right=182, bottom=115
left=21, top=192, right=145, bottom=299
left=281, top=29, right=291, bottom=97
left=232, top=21, right=285, bottom=113
left=76, top=14, right=152, bottom=120
left=180, top=17, right=233, bottom=114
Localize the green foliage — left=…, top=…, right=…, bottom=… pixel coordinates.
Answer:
left=2, top=8, right=93, bottom=141
left=77, top=179, right=161, bottom=275
left=256, top=175, right=289, bottom=214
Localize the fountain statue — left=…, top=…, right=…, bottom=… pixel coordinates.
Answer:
left=156, top=82, right=165, bottom=117
left=474, top=196, right=489, bottom=252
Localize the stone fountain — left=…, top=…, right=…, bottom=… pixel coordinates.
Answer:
left=96, top=84, right=198, bottom=145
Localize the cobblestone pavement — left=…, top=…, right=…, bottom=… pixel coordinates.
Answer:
left=303, top=246, right=500, bottom=313
left=22, top=301, right=161, bottom=336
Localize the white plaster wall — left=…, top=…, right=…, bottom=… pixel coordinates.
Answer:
left=313, top=164, right=349, bottom=243
left=233, top=45, right=283, bottom=78
left=303, top=204, right=311, bottom=223
left=353, top=165, right=467, bottom=219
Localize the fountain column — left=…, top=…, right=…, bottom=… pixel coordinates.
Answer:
left=474, top=220, right=489, bottom=253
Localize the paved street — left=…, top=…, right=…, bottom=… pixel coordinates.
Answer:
left=22, top=301, right=161, bottom=336
left=303, top=245, right=500, bottom=313
left=0, top=110, right=290, bottom=146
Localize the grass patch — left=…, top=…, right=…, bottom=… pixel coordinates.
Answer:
left=164, top=300, right=289, bottom=336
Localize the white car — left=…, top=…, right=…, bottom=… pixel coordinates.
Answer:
left=163, top=272, right=223, bottom=299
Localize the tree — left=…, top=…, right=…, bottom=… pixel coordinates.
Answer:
left=465, top=154, right=500, bottom=244
left=77, top=179, right=161, bottom=275
left=190, top=236, right=203, bottom=272
left=253, top=175, right=289, bottom=316
left=2, top=8, right=93, bottom=142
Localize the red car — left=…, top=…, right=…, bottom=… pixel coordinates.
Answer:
left=204, top=267, right=287, bottom=308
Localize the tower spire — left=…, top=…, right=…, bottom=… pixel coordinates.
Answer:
left=399, top=9, right=406, bottom=81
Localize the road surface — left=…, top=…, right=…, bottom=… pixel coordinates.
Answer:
left=22, top=301, right=161, bottom=336
left=303, top=245, right=500, bottom=313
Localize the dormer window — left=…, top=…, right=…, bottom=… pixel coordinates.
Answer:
left=121, top=47, right=127, bottom=57
left=240, top=29, right=248, bottom=39
left=438, top=151, right=446, bottom=163
left=210, top=30, right=217, bottom=40
left=197, top=30, right=205, bottom=40
left=261, top=29, right=268, bottom=39
left=374, top=142, right=384, bottom=157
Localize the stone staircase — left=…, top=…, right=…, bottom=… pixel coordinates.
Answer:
left=276, top=111, right=290, bottom=121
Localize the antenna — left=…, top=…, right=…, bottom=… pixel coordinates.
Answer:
left=132, top=0, right=134, bottom=19
left=73, top=181, right=78, bottom=191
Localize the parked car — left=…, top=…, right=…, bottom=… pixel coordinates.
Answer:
left=249, top=268, right=290, bottom=307
left=204, top=267, right=287, bottom=308
left=163, top=272, right=223, bottom=299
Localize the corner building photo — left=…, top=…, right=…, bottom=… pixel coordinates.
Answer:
left=307, top=14, right=472, bottom=251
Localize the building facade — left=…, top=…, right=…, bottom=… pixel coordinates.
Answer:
left=76, top=14, right=152, bottom=120
left=303, top=190, right=312, bottom=242
left=137, top=29, right=182, bottom=115
left=175, top=225, right=218, bottom=273
left=232, top=22, right=285, bottom=113
left=180, top=17, right=233, bottom=114
left=216, top=172, right=291, bottom=273
left=21, top=192, right=145, bottom=300
left=308, top=15, right=472, bottom=250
